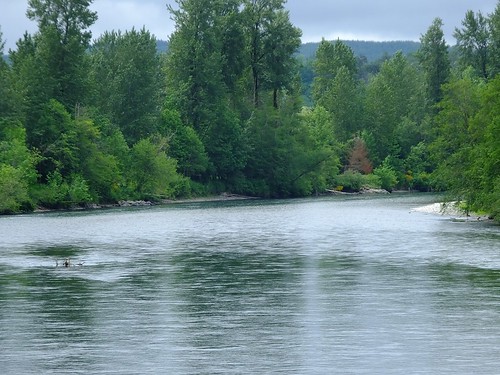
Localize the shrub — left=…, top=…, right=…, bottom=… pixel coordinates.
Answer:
left=374, top=164, right=398, bottom=191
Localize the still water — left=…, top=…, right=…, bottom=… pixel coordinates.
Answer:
left=0, top=194, right=499, bottom=374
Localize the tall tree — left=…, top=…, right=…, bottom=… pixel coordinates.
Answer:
left=261, top=9, right=301, bottom=108
left=89, top=28, right=163, bottom=145
left=10, top=0, right=97, bottom=151
left=430, top=71, right=483, bottom=203
left=0, top=27, right=12, bottom=117
left=454, top=10, right=490, bottom=79
left=365, top=52, right=425, bottom=164
left=417, top=18, right=451, bottom=104
left=166, top=0, right=246, bottom=183
left=26, top=0, right=97, bottom=110
left=468, top=75, right=500, bottom=220
left=312, top=39, right=357, bottom=107
left=243, top=0, right=300, bottom=108
left=488, top=1, right=500, bottom=77
left=312, top=40, right=360, bottom=142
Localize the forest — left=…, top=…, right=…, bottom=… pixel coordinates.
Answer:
left=0, top=0, right=499, bottom=221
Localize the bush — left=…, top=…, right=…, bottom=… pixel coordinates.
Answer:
left=334, top=170, right=380, bottom=192
left=374, top=164, right=398, bottom=191
left=0, top=164, right=32, bottom=213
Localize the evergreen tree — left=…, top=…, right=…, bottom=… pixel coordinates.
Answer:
left=417, top=18, right=451, bottom=104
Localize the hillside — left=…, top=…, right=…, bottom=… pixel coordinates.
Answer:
left=154, top=40, right=420, bottom=62
left=299, top=40, right=421, bottom=61
left=2, top=40, right=419, bottom=62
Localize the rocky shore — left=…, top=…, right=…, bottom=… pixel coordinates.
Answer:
left=33, top=193, right=257, bottom=213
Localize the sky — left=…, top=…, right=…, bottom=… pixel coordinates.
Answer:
left=0, top=0, right=498, bottom=52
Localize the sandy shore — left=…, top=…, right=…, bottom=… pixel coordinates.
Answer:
left=411, top=202, right=488, bottom=221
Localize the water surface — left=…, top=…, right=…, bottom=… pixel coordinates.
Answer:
left=1, top=194, right=499, bottom=374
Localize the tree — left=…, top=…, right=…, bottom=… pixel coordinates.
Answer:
left=26, top=0, right=97, bottom=110
left=311, top=40, right=361, bottom=142
left=312, top=39, right=357, bottom=107
left=0, top=28, right=15, bottom=117
left=9, top=0, right=97, bottom=154
left=89, top=28, right=163, bottom=145
left=364, top=52, right=425, bottom=164
left=158, top=108, right=209, bottom=178
left=0, top=121, right=38, bottom=213
left=466, top=75, right=500, bottom=220
left=243, top=0, right=300, bottom=108
left=260, top=8, right=302, bottom=108
left=347, top=137, right=372, bottom=174
left=417, top=18, right=451, bottom=104
left=454, top=10, right=490, bottom=79
left=489, top=1, right=500, bottom=77
left=430, top=70, right=483, bottom=202
left=128, top=138, right=182, bottom=199
left=166, top=0, right=247, bottom=184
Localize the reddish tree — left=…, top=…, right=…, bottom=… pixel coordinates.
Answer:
left=347, top=137, right=373, bottom=174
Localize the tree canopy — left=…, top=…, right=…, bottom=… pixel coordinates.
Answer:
left=0, top=0, right=499, bottom=221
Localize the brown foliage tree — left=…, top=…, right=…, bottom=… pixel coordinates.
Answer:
left=347, top=137, right=373, bottom=174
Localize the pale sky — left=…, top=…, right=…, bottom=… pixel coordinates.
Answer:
left=0, top=0, right=498, bottom=52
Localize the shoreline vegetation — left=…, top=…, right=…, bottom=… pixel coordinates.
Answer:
left=32, top=189, right=393, bottom=214
left=1, top=1, right=499, bottom=222
left=30, top=192, right=495, bottom=224
left=411, top=202, right=494, bottom=222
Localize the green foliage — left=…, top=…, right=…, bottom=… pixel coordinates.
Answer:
left=404, top=142, right=433, bottom=191
left=373, top=163, right=398, bottom=192
left=0, top=164, right=32, bottom=213
left=417, top=18, right=451, bottom=104
left=244, top=100, right=338, bottom=198
left=159, top=108, right=208, bottom=178
left=33, top=171, right=92, bottom=208
left=299, top=40, right=421, bottom=62
left=466, top=75, right=500, bottom=220
left=365, top=52, right=426, bottom=163
left=454, top=10, right=490, bottom=79
left=0, top=121, right=38, bottom=213
left=26, top=0, right=97, bottom=110
left=89, top=28, right=162, bottom=145
left=333, top=170, right=380, bottom=192
left=489, top=2, right=500, bottom=77
left=2, top=0, right=500, bottom=220
left=128, top=138, right=182, bottom=199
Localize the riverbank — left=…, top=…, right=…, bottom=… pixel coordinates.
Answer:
left=32, top=193, right=258, bottom=213
left=411, top=201, right=492, bottom=221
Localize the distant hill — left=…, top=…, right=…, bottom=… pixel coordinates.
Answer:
left=154, top=39, right=420, bottom=62
left=299, top=40, right=421, bottom=62
left=156, top=40, right=169, bottom=53
left=2, top=40, right=420, bottom=66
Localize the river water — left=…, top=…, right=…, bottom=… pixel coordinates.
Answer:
left=0, top=194, right=499, bottom=374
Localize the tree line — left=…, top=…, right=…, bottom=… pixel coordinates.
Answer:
left=0, top=0, right=499, bottom=221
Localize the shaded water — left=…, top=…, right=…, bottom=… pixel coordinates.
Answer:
left=0, top=194, right=499, bottom=374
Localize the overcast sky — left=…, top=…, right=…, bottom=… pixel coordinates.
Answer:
left=0, top=0, right=498, bottom=51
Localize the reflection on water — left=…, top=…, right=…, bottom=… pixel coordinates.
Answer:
left=0, top=194, right=499, bottom=374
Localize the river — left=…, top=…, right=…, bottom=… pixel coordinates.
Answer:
left=0, top=194, right=499, bottom=374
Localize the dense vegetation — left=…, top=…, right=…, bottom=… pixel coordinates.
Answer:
left=0, top=0, right=499, bottom=221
